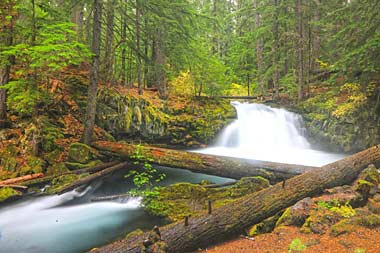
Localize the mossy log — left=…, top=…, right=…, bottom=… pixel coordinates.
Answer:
left=56, top=162, right=129, bottom=195
left=91, top=144, right=380, bottom=253
left=0, top=173, right=44, bottom=185
left=92, top=141, right=317, bottom=182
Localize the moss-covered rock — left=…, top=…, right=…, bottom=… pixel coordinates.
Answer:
left=68, top=142, right=103, bottom=164
left=0, top=187, right=22, bottom=203
left=301, top=200, right=355, bottom=234
left=248, top=211, right=284, bottom=236
left=19, top=156, right=46, bottom=176
left=276, top=198, right=314, bottom=227
left=46, top=174, right=83, bottom=194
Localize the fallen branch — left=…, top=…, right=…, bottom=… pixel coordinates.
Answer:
left=0, top=184, right=28, bottom=190
left=91, top=144, right=380, bottom=253
left=0, top=173, right=44, bottom=185
left=57, top=162, right=129, bottom=195
left=92, top=141, right=317, bottom=183
left=91, top=193, right=131, bottom=202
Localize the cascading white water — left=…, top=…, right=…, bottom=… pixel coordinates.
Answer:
left=199, top=101, right=344, bottom=166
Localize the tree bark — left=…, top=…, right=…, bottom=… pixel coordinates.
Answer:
left=91, top=144, right=380, bottom=253
left=136, top=0, right=143, bottom=95
left=92, top=141, right=317, bottom=183
left=82, top=0, right=102, bottom=145
left=273, top=0, right=280, bottom=100
left=71, top=1, right=84, bottom=40
left=254, top=0, right=264, bottom=96
left=103, top=0, right=115, bottom=83
left=0, top=0, right=14, bottom=127
left=296, top=0, right=304, bottom=101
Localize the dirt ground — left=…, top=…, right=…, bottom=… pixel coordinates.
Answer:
left=197, top=226, right=380, bottom=253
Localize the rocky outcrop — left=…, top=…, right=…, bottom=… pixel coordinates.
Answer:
left=96, top=88, right=236, bottom=147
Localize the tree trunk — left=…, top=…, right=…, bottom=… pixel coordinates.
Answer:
left=0, top=1, right=13, bottom=127
left=91, top=144, right=380, bottom=253
left=296, top=0, right=304, bottom=101
left=254, top=0, right=264, bottom=96
left=136, top=0, right=143, bottom=95
left=57, top=162, right=128, bottom=195
left=92, top=141, right=317, bottom=183
left=103, top=0, right=115, bottom=83
left=154, top=27, right=167, bottom=99
left=82, top=0, right=102, bottom=145
left=121, top=12, right=127, bottom=86
left=273, top=0, right=280, bottom=100
left=71, top=1, right=84, bottom=40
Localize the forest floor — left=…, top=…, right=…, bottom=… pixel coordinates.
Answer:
left=198, top=226, right=380, bottom=253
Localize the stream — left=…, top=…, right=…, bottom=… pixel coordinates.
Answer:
left=0, top=102, right=345, bottom=253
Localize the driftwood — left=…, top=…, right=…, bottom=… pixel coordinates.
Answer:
left=92, top=141, right=317, bottom=183
left=0, top=173, right=44, bottom=185
left=91, top=144, right=380, bottom=253
left=57, top=162, right=129, bottom=195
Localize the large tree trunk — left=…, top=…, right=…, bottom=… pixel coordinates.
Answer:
left=272, top=0, right=280, bottom=100
left=296, top=0, right=304, bottom=101
left=136, top=0, right=143, bottom=95
left=0, top=0, right=14, bottom=128
left=82, top=0, right=102, bottom=145
left=91, top=144, right=380, bottom=253
left=103, top=0, right=115, bottom=83
left=254, top=0, right=264, bottom=96
left=92, top=141, right=317, bottom=183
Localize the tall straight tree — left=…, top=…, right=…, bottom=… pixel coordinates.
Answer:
left=254, top=0, right=264, bottom=96
left=103, top=0, right=115, bottom=83
left=82, top=0, right=102, bottom=145
left=136, top=0, right=143, bottom=95
left=0, top=0, right=15, bottom=128
left=296, top=0, right=304, bottom=101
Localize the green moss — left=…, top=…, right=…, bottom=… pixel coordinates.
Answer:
left=19, top=156, right=46, bottom=176
left=46, top=174, right=82, bottom=194
left=143, top=177, right=269, bottom=222
left=0, top=187, right=22, bottom=203
left=65, top=160, right=102, bottom=171
left=68, top=142, right=102, bottom=164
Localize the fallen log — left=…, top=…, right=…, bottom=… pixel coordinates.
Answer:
left=91, top=144, right=380, bottom=253
left=92, top=141, right=317, bottom=183
left=0, top=173, right=44, bottom=185
left=57, top=162, right=129, bottom=195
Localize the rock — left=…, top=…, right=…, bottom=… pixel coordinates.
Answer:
left=314, top=185, right=365, bottom=208
left=276, top=197, right=314, bottom=227
left=65, top=160, right=102, bottom=171
left=367, top=197, right=380, bottom=214
left=248, top=211, right=283, bottom=236
left=0, top=187, right=22, bottom=203
left=68, top=142, right=103, bottom=164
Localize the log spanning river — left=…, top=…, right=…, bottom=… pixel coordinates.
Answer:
left=0, top=102, right=345, bottom=253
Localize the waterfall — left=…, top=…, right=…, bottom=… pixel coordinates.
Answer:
left=199, top=102, right=344, bottom=167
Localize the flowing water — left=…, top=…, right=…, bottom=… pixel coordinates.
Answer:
left=0, top=102, right=345, bottom=252
left=198, top=102, right=345, bottom=166
left=0, top=167, right=234, bottom=253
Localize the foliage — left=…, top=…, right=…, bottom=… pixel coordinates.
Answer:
left=317, top=200, right=356, bottom=218
left=126, top=144, right=166, bottom=191
left=288, top=238, right=307, bottom=253
left=332, top=83, right=367, bottom=118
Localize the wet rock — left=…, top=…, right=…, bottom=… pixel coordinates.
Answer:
left=0, top=187, right=22, bottom=203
